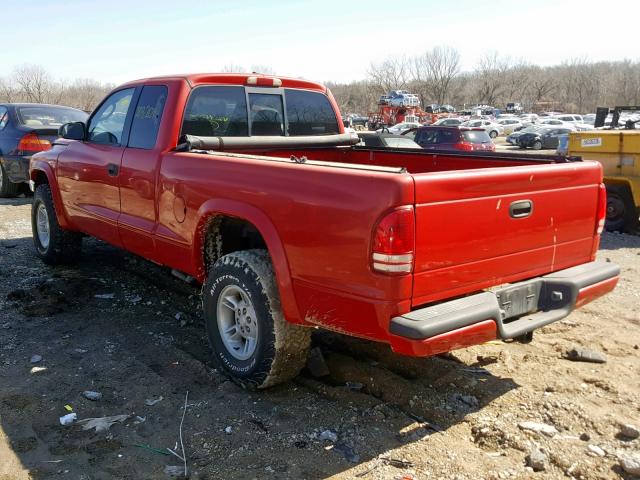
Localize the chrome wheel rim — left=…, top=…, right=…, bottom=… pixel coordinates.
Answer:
left=217, top=285, right=258, bottom=360
left=36, top=203, right=50, bottom=249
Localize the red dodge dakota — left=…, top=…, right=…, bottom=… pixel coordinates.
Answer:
left=29, top=73, right=619, bottom=389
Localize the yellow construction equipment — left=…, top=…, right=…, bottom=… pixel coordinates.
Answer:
left=569, top=130, right=640, bottom=232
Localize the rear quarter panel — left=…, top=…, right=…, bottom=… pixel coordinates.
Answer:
left=156, top=151, right=415, bottom=337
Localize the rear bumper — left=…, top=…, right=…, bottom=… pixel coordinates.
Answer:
left=1, top=155, right=31, bottom=183
left=389, top=261, right=620, bottom=356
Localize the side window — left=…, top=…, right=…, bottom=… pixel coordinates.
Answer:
left=88, top=88, right=135, bottom=145
left=128, top=86, right=168, bottom=149
left=182, top=86, right=248, bottom=137
left=285, top=89, right=339, bottom=135
left=248, top=93, right=284, bottom=136
left=0, top=106, right=8, bottom=130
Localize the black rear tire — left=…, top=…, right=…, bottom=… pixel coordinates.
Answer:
left=0, top=162, right=21, bottom=198
left=532, top=140, right=543, bottom=150
left=605, top=184, right=639, bottom=233
left=31, top=184, right=82, bottom=264
left=203, top=249, right=311, bottom=389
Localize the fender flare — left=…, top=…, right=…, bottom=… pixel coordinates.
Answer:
left=193, top=199, right=303, bottom=324
left=29, top=159, right=74, bottom=230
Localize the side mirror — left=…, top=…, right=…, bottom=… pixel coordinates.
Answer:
left=59, top=122, right=86, bottom=140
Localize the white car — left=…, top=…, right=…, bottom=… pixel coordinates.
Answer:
left=538, top=118, right=577, bottom=130
left=552, top=114, right=593, bottom=131
left=519, top=113, right=539, bottom=124
left=496, top=118, right=524, bottom=134
left=377, top=121, right=421, bottom=135
left=461, top=119, right=504, bottom=138
left=432, top=117, right=464, bottom=127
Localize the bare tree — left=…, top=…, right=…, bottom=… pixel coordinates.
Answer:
left=473, top=52, right=510, bottom=105
left=0, top=77, right=17, bottom=103
left=367, top=56, right=410, bottom=93
left=411, top=46, right=461, bottom=105
left=13, top=64, right=55, bottom=103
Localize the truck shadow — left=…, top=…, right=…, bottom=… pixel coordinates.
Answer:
left=599, top=231, right=640, bottom=250
left=0, top=236, right=519, bottom=479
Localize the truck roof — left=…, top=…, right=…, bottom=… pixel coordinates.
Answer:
left=118, top=73, right=327, bottom=93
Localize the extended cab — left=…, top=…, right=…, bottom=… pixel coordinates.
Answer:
left=29, top=74, right=619, bottom=389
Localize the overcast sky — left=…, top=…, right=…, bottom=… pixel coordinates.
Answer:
left=1, top=0, right=638, bottom=86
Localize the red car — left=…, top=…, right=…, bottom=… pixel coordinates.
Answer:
left=29, top=73, right=618, bottom=389
left=404, top=125, right=496, bottom=152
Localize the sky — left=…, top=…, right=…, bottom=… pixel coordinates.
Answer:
left=0, top=0, right=639, bottom=86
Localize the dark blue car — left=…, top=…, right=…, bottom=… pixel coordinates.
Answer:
left=0, top=103, right=87, bottom=196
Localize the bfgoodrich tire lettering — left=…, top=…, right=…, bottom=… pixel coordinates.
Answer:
left=203, top=249, right=311, bottom=389
left=31, top=184, right=82, bottom=264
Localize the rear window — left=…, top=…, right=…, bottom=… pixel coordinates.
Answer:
left=17, top=106, right=87, bottom=127
left=285, top=89, right=339, bottom=135
left=182, top=86, right=248, bottom=137
left=181, top=85, right=339, bottom=138
left=461, top=130, right=491, bottom=143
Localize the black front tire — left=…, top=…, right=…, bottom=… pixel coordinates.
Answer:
left=0, top=162, right=21, bottom=198
left=203, top=249, right=311, bottom=389
left=489, top=130, right=498, bottom=139
left=605, top=184, right=639, bottom=233
left=31, top=184, right=82, bottom=264
left=532, top=140, right=543, bottom=150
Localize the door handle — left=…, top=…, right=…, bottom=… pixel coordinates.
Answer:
left=107, top=163, right=119, bottom=177
left=509, top=200, right=533, bottom=218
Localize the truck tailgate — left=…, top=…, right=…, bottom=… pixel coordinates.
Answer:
left=411, top=161, right=602, bottom=306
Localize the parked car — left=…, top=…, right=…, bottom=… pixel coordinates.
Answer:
left=30, top=73, right=618, bottom=389
left=506, top=102, right=523, bottom=113
left=0, top=103, right=87, bottom=196
left=356, top=132, right=421, bottom=149
left=378, top=95, right=391, bottom=105
left=496, top=118, right=524, bottom=134
left=537, top=118, right=577, bottom=130
left=388, top=90, right=420, bottom=107
left=519, top=113, right=539, bottom=124
left=517, top=127, right=573, bottom=150
left=461, top=119, right=504, bottom=138
left=506, top=125, right=543, bottom=145
left=432, top=117, right=464, bottom=127
left=553, top=114, right=593, bottom=131
left=406, top=126, right=495, bottom=152
left=377, top=121, right=421, bottom=135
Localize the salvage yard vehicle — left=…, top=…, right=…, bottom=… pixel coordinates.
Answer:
left=0, top=103, right=87, bottom=196
left=568, top=130, right=640, bottom=233
left=461, top=119, right=504, bottom=138
left=29, top=73, right=619, bottom=389
left=406, top=126, right=495, bottom=152
left=517, top=127, right=573, bottom=150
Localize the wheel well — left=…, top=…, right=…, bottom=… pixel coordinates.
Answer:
left=32, top=170, right=49, bottom=187
left=203, top=216, right=267, bottom=268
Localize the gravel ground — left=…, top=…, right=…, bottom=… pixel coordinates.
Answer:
left=0, top=195, right=639, bottom=480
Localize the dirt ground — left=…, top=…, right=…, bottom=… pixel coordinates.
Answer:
left=0, top=195, right=639, bottom=480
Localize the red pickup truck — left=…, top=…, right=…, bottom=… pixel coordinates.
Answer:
left=29, top=73, right=619, bottom=389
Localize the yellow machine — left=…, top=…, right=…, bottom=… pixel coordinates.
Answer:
left=569, top=130, right=640, bottom=232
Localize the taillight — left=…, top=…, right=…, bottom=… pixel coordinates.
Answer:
left=596, top=183, right=606, bottom=235
left=454, top=142, right=474, bottom=151
left=18, top=133, right=51, bottom=154
left=372, top=207, right=415, bottom=274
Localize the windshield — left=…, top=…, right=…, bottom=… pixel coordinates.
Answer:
left=461, top=130, right=491, bottom=143
left=17, top=106, right=87, bottom=127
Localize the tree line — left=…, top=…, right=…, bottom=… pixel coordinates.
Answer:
left=0, top=65, right=113, bottom=112
left=328, top=47, right=640, bottom=115
left=2, top=52, right=640, bottom=116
